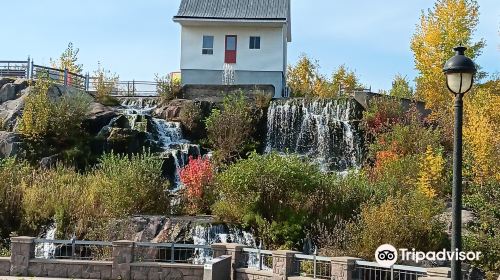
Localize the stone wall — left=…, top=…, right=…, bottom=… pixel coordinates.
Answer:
left=181, top=84, right=275, bottom=102
left=27, top=259, right=112, bottom=279
left=130, top=262, right=204, bottom=280
left=0, top=257, right=10, bottom=276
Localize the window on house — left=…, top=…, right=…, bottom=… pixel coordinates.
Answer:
left=202, top=35, right=214, bottom=55
left=249, top=36, right=261, bottom=49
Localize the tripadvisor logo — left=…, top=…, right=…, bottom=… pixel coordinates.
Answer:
left=375, top=244, right=481, bottom=267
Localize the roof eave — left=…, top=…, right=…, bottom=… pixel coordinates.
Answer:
left=173, top=17, right=287, bottom=24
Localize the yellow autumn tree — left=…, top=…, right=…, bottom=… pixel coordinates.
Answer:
left=463, top=80, right=500, bottom=184
left=417, top=145, right=446, bottom=198
left=287, top=54, right=334, bottom=97
left=410, top=0, right=485, bottom=123
left=331, top=64, right=363, bottom=95
left=50, top=42, right=83, bottom=74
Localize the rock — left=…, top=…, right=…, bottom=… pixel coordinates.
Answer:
left=13, top=78, right=29, bottom=92
left=82, top=102, right=118, bottom=134
left=0, top=131, right=23, bottom=158
left=0, top=84, right=16, bottom=104
left=0, top=93, right=28, bottom=131
left=438, top=206, right=477, bottom=237
left=0, top=77, right=14, bottom=90
left=153, top=99, right=216, bottom=141
left=39, top=154, right=59, bottom=169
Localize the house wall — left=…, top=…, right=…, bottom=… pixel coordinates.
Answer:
left=181, top=69, right=283, bottom=98
left=181, top=25, right=286, bottom=72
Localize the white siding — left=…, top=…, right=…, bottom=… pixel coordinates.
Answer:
left=180, top=25, right=286, bottom=72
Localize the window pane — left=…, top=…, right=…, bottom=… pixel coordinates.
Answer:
left=226, top=36, right=236, bottom=51
left=250, top=36, right=260, bottom=49
left=203, top=36, right=214, bottom=49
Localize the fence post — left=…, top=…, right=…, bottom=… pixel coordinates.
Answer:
left=26, top=57, right=30, bottom=79
left=272, top=250, right=299, bottom=279
left=132, top=80, right=135, bottom=96
left=10, top=236, right=35, bottom=276
left=170, top=243, right=175, bottom=263
left=63, top=69, right=68, bottom=86
left=112, top=240, right=134, bottom=280
left=258, top=241, right=262, bottom=271
left=30, top=60, right=34, bottom=79
left=211, top=243, right=245, bottom=280
left=71, top=237, right=76, bottom=260
left=313, top=248, right=317, bottom=279
left=85, top=73, right=90, bottom=91
left=331, top=257, right=361, bottom=280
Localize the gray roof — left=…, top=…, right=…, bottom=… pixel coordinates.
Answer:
left=174, top=0, right=290, bottom=20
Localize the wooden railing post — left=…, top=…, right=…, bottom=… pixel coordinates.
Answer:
left=26, top=57, right=30, bottom=79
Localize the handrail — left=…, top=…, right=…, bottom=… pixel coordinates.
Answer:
left=242, top=247, right=273, bottom=255
left=355, top=260, right=427, bottom=273
left=34, top=239, right=112, bottom=246
left=294, top=253, right=332, bottom=262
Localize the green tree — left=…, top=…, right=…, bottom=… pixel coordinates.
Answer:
left=155, top=73, right=181, bottom=105
left=389, top=74, right=414, bottom=99
left=50, top=42, right=83, bottom=74
left=411, top=0, right=484, bottom=119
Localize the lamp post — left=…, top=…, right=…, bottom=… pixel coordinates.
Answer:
left=443, top=46, right=477, bottom=280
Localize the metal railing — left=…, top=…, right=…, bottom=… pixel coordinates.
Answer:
left=34, top=238, right=113, bottom=261
left=293, top=252, right=333, bottom=279
left=354, top=261, right=427, bottom=280
left=134, top=242, right=213, bottom=264
left=0, top=59, right=30, bottom=79
left=239, top=247, right=273, bottom=271
left=87, top=79, right=159, bottom=97
left=32, top=64, right=88, bottom=91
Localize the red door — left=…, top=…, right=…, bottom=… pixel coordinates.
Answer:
left=225, top=35, right=237, bottom=64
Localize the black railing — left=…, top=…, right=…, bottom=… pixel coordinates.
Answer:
left=1, top=59, right=164, bottom=96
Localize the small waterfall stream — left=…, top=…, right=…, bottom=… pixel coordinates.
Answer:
left=266, top=98, right=364, bottom=171
left=118, top=98, right=201, bottom=189
left=34, top=224, right=57, bottom=259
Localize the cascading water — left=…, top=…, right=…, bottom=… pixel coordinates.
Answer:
left=265, top=98, right=364, bottom=171
left=191, top=224, right=257, bottom=264
left=222, top=63, right=236, bottom=85
left=34, top=224, right=57, bottom=259
left=118, top=98, right=201, bottom=189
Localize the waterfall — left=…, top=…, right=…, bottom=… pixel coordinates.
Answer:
left=265, top=98, right=364, bottom=171
left=34, top=224, right=57, bottom=259
left=191, top=224, right=256, bottom=264
left=118, top=98, right=201, bottom=189
left=222, top=63, right=235, bottom=85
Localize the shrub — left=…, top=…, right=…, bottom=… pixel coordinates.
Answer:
left=362, top=97, right=404, bottom=137
left=213, top=152, right=323, bottom=248
left=19, top=74, right=92, bottom=142
left=93, top=63, right=120, bottom=106
left=0, top=158, right=31, bottom=241
left=205, top=94, right=255, bottom=164
left=179, top=156, right=214, bottom=215
left=349, top=191, right=447, bottom=260
left=464, top=180, right=500, bottom=278
left=156, top=73, right=181, bottom=105
left=180, top=102, right=204, bottom=132
left=21, top=151, right=169, bottom=238
left=254, top=90, right=273, bottom=109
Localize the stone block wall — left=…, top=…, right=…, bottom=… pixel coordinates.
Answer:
left=181, top=84, right=275, bottom=102
left=27, top=259, right=112, bottom=279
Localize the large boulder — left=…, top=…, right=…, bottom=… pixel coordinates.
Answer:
left=0, top=92, right=28, bottom=131
left=13, top=78, right=30, bottom=92
left=82, top=102, right=118, bottom=134
left=0, top=77, right=14, bottom=90
left=0, top=131, right=23, bottom=158
left=154, top=99, right=216, bottom=141
left=0, top=84, right=16, bottom=104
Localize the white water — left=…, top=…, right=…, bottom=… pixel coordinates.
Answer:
left=192, top=224, right=257, bottom=265
left=266, top=98, right=363, bottom=171
left=34, top=224, right=57, bottom=259
left=118, top=99, right=201, bottom=189
left=222, top=63, right=236, bottom=85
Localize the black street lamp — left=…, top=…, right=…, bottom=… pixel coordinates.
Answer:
left=443, top=46, right=477, bottom=280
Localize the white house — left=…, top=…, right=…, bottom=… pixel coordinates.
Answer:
left=173, top=0, right=292, bottom=98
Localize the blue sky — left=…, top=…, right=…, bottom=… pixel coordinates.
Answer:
left=2, top=0, right=499, bottom=91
